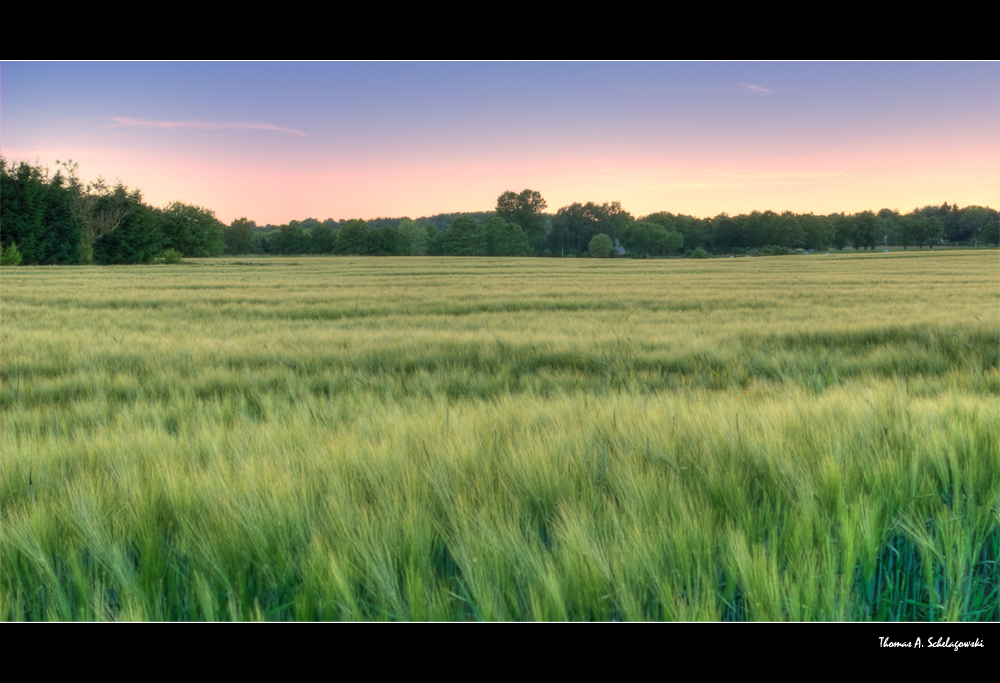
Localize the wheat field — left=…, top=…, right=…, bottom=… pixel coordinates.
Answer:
left=1, top=251, right=997, bottom=620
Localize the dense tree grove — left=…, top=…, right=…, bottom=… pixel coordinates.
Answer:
left=3, top=157, right=998, bottom=265
left=1, top=158, right=223, bottom=264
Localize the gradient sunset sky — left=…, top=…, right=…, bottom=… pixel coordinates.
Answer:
left=2, top=62, right=997, bottom=226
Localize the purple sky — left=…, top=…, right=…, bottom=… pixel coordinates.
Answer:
left=2, top=62, right=997, bottom=225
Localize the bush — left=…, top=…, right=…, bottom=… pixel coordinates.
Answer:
left=588, top=233, right=614, bottom=258
left=1, top=243, right=23, bottom=266
left=159, top=248, right=183, bottom=264
left=691, top=247, right=709, bottom=259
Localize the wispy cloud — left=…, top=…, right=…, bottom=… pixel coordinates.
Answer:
left=112, top=117, right=306, bottom=137
left=737, top=83, right=773, bottom=95
left=628, top=84, right=775, bottom=96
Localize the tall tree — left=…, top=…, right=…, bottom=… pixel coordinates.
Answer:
left=0, top=158, right=46, bottom=263
left=225, top=217, right=257, bottom=255
left=496, top=189, right=548, bottom=251
left=916, top=216, right=945, bottom=248
left=54, top=160, right=144, bottom=264
left=830, top=214, right=853, bottom=251
left=852, top=211, right=881, bottom=250
left=38, top=175, right=82, bottom=264
left=92, top=202, right=163, bottom=264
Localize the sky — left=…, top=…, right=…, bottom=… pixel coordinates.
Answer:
left=2, top=62, right=997, bottom=226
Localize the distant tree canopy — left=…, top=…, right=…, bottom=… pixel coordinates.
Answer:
left=160, top=201, right=225, bottom=257
left=225, top=218, right=257, bottom=255
left=496, top=189, right=548, bottom=250
left=548, top=202, right=623, bottom=255
left=3, top=157, right=997, bottom=265
left=620, top=218, right=682, bottom=256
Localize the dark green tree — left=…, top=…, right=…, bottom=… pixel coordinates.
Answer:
left=548, top=202, right=618, bottom=255
left=773, top=211, right=806, bottom=248
left=892, top=216, right=915, bottom=249
left=337, top=219, right=372, bottom=255
left=953, top=206, right=998, bottom=245
left=916, top=216, right=945, bottom=248
left=225, top=217, right=257, bottom=255
left=482, top=216, right=530, bottom=256
left=310, top=222, right=337, bottom=254
left=0, top=158, right=46, bottom=264
left=52, top=161, right=145, bottom=264
left=496, top=189, right=548, bottom=251
left=370, top=225, right=398, bottom=255
left=621, top=220, right=682, bottom=256
left=982, top=219, right=1000, bottom=246
left=437, top=216, right=485, bottom=255
left=92, top=202, right=163, bottom=264
left=710, top=213, right=746, bottom=252
left=272, top=224, right=309, bottom=254
left=851, top=211, right=881, bottom=250
left=800, top=213, right=833, bottom=251
left=160, top=201, right=224, bottom=257
left=38, top=176, right=82, bottom=264
left=831, top=214, right=853, bottom=250
left=677, top=215, right=707, bottom=250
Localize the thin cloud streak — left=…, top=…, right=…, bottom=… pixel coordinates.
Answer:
left=628, top=84, right=775, bottom=96
left=737, top=83, right=773, bottom=95
left=112, top=117, right=306, bottom=137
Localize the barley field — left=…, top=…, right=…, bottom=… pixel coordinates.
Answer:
left=1, top=251, right=997, bottom=621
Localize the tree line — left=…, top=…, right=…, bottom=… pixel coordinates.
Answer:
left=3, top=157, right=998, bottom=265
left=1, top=158, right=226, bottom=265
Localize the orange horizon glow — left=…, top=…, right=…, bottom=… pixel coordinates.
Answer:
left=4, top=62, right=997, bottom=225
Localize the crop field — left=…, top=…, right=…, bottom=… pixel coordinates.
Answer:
left=1, top=251, right=998, bottom=621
